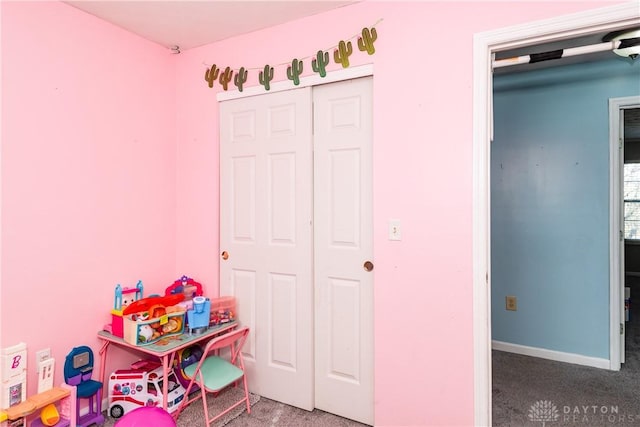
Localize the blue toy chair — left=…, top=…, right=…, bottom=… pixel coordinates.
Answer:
left=64, top=346, right=105, bottom=426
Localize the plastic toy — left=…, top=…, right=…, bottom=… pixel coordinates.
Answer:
left=1, top=342, right=27, bottom=411
left=39, top=404, right=59, bottom=426
left=110, top=281, right=144, bottom=338
left=108, top=360, right=186, bottom=419
left=186, top=296, right=211, bottom=334
left=137, top=325, right=153, bottom=342
left=122, top=295, right=186, bottom=346
left=114, top=406, right=176, bottom=427
left=165, top=275, right=203, bottom=300
left=114, top=281, right=144, bottom=311
left=172, top=345, right=203, bottom=391
left=3, top=384, right=75, bottom=427
left=63, top=346, right=104, bottom=427
left=209, top=296, right=236, bottom=326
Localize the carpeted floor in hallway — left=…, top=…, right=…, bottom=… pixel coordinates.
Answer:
left=492, top=282, right=640, bottom=426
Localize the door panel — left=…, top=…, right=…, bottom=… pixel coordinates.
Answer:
left=220, top=88, right=313, bottom=410
left=313, top=77, right=374, bottom=425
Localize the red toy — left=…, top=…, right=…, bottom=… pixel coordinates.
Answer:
left=165, top=275, right=203, bottom=299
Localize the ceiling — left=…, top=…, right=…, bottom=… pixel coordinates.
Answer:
left=64, top=1, right=358, bottom=51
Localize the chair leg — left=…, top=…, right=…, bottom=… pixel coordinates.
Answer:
left=96, top=389, right=102, bottom=414
left=201, top=386, right=211, bottom=425
left=243, top=376, right=251, bottom=414
left=176, top=374, right=203, bottom=420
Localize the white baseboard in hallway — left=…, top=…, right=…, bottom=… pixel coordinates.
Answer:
left=492, top=340, right=610, bottom=370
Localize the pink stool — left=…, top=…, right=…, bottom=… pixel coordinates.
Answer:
left=114, top=407, right=177, bottom=427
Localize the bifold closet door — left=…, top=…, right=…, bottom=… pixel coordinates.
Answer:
left=219, top=88, right=314, bottom=410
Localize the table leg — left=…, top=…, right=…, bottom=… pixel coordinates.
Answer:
left=161, top=355, right=169, bottom=411
left=98, top=341, right=110, bottom=388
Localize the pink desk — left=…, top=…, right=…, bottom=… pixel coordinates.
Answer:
left=97, top=322, right=237, bottom=412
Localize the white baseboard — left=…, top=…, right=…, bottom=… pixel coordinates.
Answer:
left=492, top=340, right=610, bottom=370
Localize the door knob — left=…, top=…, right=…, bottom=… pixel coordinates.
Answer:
left=363, top=261, right=374, bottom=272
left=221, top=251, right=229, bottom=260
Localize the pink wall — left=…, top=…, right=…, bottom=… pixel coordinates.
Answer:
left=1, top=0, right=621, bottom=425
left=174, top=2, right=618, bottom=425
left=1, top=1, right=177, bottom=400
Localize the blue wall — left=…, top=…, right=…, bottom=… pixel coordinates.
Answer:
left=491, top=57, right=640, bottom=359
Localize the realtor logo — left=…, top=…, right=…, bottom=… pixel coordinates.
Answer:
left=529, top=400, right=560, bottom=426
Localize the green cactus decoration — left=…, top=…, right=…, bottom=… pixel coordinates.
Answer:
left=259, top=65, right=274, bottom=91
left=334, top=40, right=353, bottom=68
left=204, top=64, right=219, bottom=88
left=219, top=67, right=233, bottom=91
left=311, top=50, right=329, bottom=78
left=357, top=27, right=378, bottom=55
left=234, top=67, right=248, bottom=92
left=287, top=58, right=303, bottom=86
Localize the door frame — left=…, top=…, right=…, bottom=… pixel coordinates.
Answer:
left=610, top=95, right=640, bottom=370
left=472, top=3, right=640, bottom=426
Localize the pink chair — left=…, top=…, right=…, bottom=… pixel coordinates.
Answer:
left=175, top=327, right=250, bottom=425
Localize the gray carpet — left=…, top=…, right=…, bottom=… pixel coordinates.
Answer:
left=493, top=283, right=640, bottom=426
left=225, top=398, right=369, bottom=427
left=102, top=387, right=260, bottom=427
left=101, top=387, right=368, bottom=427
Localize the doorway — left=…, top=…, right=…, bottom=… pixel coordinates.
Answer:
left=616, top=102, right=640, bottom=366
left=472, top=3, right=640, bottom=425
left=218, top=77, right=374, bottom=425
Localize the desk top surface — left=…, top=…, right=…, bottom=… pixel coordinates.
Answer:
left=98, top=321, right=237, bottom=356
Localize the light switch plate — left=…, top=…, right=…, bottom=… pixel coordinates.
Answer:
left=389, top=219, right=401, bottom=241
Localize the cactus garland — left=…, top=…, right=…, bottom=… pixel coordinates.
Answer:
left=334, top=40, right=353, bottom=68
left=202, top=23, right=381, bottom=90
left=259, top=65, right=274, bottom=91
left=311, top=50, right=329, bottom=78
left=219, top=67, right=233, bottom=91
left=234, top=67, right=248, bottom=92
left=357, top=27, right=377, bottom=55
left=287, top=58, right=303, bottom=86
left=205, top=64, right=219, bottom=88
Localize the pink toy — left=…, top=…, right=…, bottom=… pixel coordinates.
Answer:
left=165, top=275, right=203, bottom=299
left=110, top=281, right=144, bottom=338
left=114, top=406, right=176, bottom=427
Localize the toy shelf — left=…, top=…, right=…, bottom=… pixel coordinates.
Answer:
left=3, top=385, right=74, bottom=426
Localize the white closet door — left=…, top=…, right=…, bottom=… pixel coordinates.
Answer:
left=313, top=77, right=374, bottom=425
left=219, top=88, right=314, bottom=410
